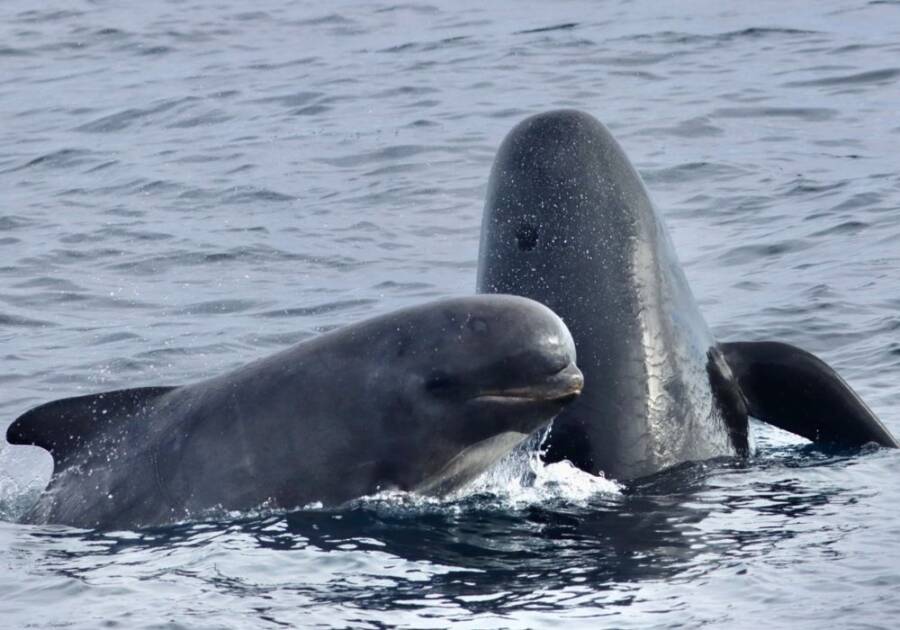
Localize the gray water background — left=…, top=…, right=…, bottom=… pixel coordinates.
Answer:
left=1, top=1, right=900, bottom=628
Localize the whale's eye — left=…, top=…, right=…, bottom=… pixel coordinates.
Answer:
left=425, top=370, right=456, bottom=396
left=516, top=223, right=538, bottom=251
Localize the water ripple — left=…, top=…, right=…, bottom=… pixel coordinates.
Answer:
left=783, top=67, right=900, bottom=87
left=712, top=106, right=838, bottom=121
left=2, top=1, right=900, bottom=628
left=256, top=298, right=378, bottom=318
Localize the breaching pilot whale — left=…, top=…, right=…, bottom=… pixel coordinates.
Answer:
left=477, top=109, right=897, bottom=481
left=7, top=295, right=583, bottom=529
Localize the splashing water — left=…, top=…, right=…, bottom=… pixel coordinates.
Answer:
left=460, top=430, right=622, bottom=506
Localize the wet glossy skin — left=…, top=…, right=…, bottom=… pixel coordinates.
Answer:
left=9, top=295, right=582, bottom=529
left=477, top=110, right=745, bottom=480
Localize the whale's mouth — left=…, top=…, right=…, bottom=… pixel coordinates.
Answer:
left=472, top=362, right=584, bottom=404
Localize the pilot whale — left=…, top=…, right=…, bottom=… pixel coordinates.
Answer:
left=7, top=295, right=583, bottom=529
left=477, top=109, right=897, bottom=480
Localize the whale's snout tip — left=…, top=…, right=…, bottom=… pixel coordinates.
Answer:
left=549, top=362, right=584, bottom=401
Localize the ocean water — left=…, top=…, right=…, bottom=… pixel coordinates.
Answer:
left=2, top=1, right=900, bottom=628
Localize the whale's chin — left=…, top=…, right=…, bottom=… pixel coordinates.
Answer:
left=413, top=430, right=535, bottom=497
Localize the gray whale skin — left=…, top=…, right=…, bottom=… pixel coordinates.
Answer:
left=7, top=295, right=583, bottom=529
left=477, top=109, right=897, bottom=481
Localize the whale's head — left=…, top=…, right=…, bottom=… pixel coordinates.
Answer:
left=475, top=110, right=719, bottom=480
left=337, top=294, right=582, bottom=496
left=477, top=109, right=656, bottom=298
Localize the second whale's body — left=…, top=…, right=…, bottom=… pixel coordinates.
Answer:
left=477, top=110, right=897, bottom=480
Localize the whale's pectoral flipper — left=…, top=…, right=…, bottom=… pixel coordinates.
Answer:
left=6, top=387, right=176, bottom=464
left=706, top=348, right=750, bottom=456
left=720, top=342, right=898, bottom=448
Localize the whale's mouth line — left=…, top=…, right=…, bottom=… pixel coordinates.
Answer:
left=471, top=362, right=583, bottom=404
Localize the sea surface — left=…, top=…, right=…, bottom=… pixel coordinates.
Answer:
left=2, top=1, right=900, bottom=628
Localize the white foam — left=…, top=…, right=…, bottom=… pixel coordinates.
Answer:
left=344, top=432, right=619, bottom=515
left=457, top=431, right=621, bottom=508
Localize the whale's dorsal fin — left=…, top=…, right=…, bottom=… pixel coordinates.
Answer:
left=720, top=341, right=898, bottom=448
left=6, top=387, right=177, bottom=463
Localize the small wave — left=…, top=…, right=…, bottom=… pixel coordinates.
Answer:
left=107, top=247, right=362, bottom=275
left=810, top=220, right=869, bottom=237
left=166, top=109, right=232, bottom=129
left=783, top=179, right=847, bottom=196
left=828, top=192, right=883, bottom=212
left=133, top=343, right=238, bottom=361
left=0, top=216, right=33, bottom=231
left=316, top=144, right=438, bottom=168
left=723, top=26, right=818, bottom=38
left=75, top=98, right=196, bottom=133
left=223, top=187, right=295, bottom=203
left=404, top=118, right=439, bottom=128
left=133, top=45, right=175, bottom=57
left=231, top=11, right=272, bottom=22
left=256, top=298, right=378, bottom=318
left=13, top=9, right=83, bottom=24
left=609, top=69, right=664, bottom=81
left=635, top=116, right=723, bottom=138
left=516, top=23, right=578, bottom=35
left=171, top=299, right=264, bottom=316
left=0, top=47, right=32, bottom=57
left=90, top=332, right=143, bottom=346
left=252, top=90, right=324, bottom=107
left=0, top=312, right=55, bottom=328
left=372, top=280, right=434, bottom=291
left=827, top=43, right=886, bottom=54
left=244, top=330, right=316, bottom=347
left=84, top=160, right=119, bottom=173
left=290, top=104, right=331, bottom=116
left=717, top=240, right=813, bottom=266
left=374, top=85, right=440, bottom=99
left=2, top=148, right=100, bottom=174
left=11, top=277, right=83, bottom=291
left=593, top=52, right=677, bottom=67
left=485, top=107, right=531, bottom=119
left=379, top=36, right=471, bottom=54
left=373, top=4, right=440, bottom=15
left=291, top=13, right=355, bottom=27
left=615, top=27, right=816, bottom=47
left=246, top=56, right=320, bottom=71
left=642, top=161, right=747, bottom=184
left=91, top=27, right=129, bottom=38
left=712, top=106, right=837, bottom=121
left=783, top=68, right=900, bottom=88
